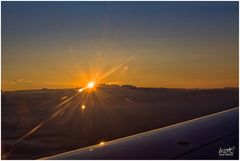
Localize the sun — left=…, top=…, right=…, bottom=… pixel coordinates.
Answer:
left=87, top=82, right=95, bottom=89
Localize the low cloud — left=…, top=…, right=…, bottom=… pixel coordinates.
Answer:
left=9, top=79, right=33, bottom=84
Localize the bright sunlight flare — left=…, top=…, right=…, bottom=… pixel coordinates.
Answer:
left=81, top=105, right=86, bottom=110
left=99, top=141, right=105, bottom=146
left=87, top=82, right=95, bottom=89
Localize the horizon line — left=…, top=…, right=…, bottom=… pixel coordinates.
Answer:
left=2, top=85, right=238, bottom=92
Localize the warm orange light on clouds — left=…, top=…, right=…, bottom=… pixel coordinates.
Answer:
left=99, top=141, right=105, bottom=146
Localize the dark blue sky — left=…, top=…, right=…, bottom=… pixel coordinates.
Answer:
left=2, top=2, right=238, bottom=44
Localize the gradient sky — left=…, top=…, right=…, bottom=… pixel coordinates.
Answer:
left=2, top=2, right=239, bottom=90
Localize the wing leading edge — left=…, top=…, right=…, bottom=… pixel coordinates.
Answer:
left=42, top=107, right=239, bottom=160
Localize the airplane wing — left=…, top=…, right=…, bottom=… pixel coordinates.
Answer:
left=42, top=107, right=239, bottom=160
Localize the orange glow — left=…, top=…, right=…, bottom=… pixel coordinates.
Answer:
left=87, top=82, right=95, bottom=89
left=99, top=141, right=105, bottom=146
left=81, top=105, right=86, bottom=110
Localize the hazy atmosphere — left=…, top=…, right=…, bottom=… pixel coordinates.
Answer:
left=2, top=2, right=238, bottom=90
